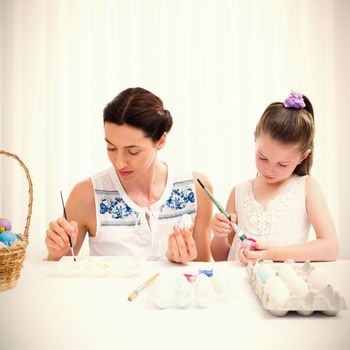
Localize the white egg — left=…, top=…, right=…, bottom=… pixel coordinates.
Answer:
left=174, top=284, right=194, bottom=308
left=194, top=272, right=210, bottom=287
left=196, top=287, right=215, bottom=308
left=308, top=269, right=328, bottom=291
left=264, top=275, right=284, bottom=293
left=194, top=273, right=215, bottom=307
left=288, top=275, right=309, bottom=298
left=211, top=275, right=233, bottom=301
left=171, top=274, right=194, bottom=308
left=149, top=277, right=173, bottom=309
left=278, top=263, right=298, bottom=283
left=178, top=214, right=192, bottom=231
left=268, top=281, right=290, bottom=307
left=172, top=274, right=190, bottom=289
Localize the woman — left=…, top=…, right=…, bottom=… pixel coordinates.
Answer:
left=45, top=87, right=213, bottom=263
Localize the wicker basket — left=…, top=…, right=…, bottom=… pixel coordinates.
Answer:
left=0, top=150, right=33, bottom=291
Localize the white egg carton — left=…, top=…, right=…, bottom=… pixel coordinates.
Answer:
left=246, top=260, right=348, bottom=316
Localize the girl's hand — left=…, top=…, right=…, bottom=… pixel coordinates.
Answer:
left=166, top=224, right=197, bottom=264
left=211, top=212, right=236, bottom=239
left=238, top=242, right=273, bottom=264
left=237, top=247, right=256, bottom=264
left=45, top=217, right=78, bottom=260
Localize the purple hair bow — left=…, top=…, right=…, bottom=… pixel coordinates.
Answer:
left=283, top=91, right=306, bottom=109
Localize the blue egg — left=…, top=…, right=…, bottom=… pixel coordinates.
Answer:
left=0, top=230, right=18, bottom=246
left=256, top=264, right=275, bottom=284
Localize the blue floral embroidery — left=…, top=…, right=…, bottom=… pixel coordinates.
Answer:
left=99, top=196, right=135, bottom=219
left=164, top=185, right=195, bottom=210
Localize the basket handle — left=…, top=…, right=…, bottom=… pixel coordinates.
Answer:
left=0, top=150, right=33, bottom=244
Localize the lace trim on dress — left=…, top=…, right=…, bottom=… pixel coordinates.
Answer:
left=242, top=176, right=298, bottom=242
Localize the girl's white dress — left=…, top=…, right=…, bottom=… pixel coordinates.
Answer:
left=89, top=164, right=197, bottom=260
left=228, top=175, right=310, bottom=260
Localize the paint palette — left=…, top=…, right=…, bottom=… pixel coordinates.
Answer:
left=246, top=260, right=348, bottom=316
left=51, top=256, right=144, bottom=277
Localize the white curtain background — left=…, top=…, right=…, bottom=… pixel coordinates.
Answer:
left=1, top=0, right=349, bottom=259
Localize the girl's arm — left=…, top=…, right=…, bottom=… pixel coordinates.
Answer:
left=246, top=176, right=339, bottom=262
left=210, top=187, right=236, bottom=261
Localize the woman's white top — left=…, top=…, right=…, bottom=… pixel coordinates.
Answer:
left=89, top=164, right=197, bottom=260
left=228, top=175, right=310, bottom=260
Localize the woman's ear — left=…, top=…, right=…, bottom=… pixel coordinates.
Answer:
left=299, top=149, right=311, bottom=163
left=156, top=132, right=167, bottom=150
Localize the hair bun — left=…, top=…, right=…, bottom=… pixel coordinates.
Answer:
left=162, top=109, right=173, bottom=133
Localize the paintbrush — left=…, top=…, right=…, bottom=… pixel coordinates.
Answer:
left=60, top=190, right=77, bottom=262
left=128, top=273, right=160, bottom=301
left=196, top=178, right=247, bottom=241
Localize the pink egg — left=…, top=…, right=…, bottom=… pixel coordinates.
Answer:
left=240, top=238, right=256, bottom=250
left=0, top=218, right=11, bottom=231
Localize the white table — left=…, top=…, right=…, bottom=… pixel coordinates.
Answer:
left=1, top=259, right=349, bottom=350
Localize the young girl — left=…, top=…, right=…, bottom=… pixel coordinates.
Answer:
left=211, top=91, right=339, bottom=264
left=45, top=87, right=213, bottom=264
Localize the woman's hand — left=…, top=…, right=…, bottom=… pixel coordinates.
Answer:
left=45, top=217, right=78, bottom=260
left=166, top=224, right=197, bottom=264
left=211, top=212, right=236, bottom=239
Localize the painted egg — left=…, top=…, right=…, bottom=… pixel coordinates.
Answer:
left=256, top=263, right=275, bottom=284
left=0, top=230, right=18, bottom=246
left=0, top=218, right=11, bottom=231
left=253, top=261, right=264, bottom=275
left=240, top=237, right=256, bottom=250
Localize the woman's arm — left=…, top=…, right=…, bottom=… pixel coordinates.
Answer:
left=45, top=179, right=95, bottom=260
left=192, top=171, right=213, bottom=262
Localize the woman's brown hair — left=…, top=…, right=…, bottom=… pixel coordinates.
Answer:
left=103, top=87, right=173, bottom=142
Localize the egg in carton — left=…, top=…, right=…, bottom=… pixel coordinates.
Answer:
left=246, top=260, right=348, bottom=317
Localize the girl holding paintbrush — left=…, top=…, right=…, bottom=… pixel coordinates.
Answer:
left=45, top=87, right=213, bottom=264
left=211, top=91, right=339, bottom=264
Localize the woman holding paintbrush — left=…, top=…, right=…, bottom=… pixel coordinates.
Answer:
left=45, top=87, right=213, bottom=264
